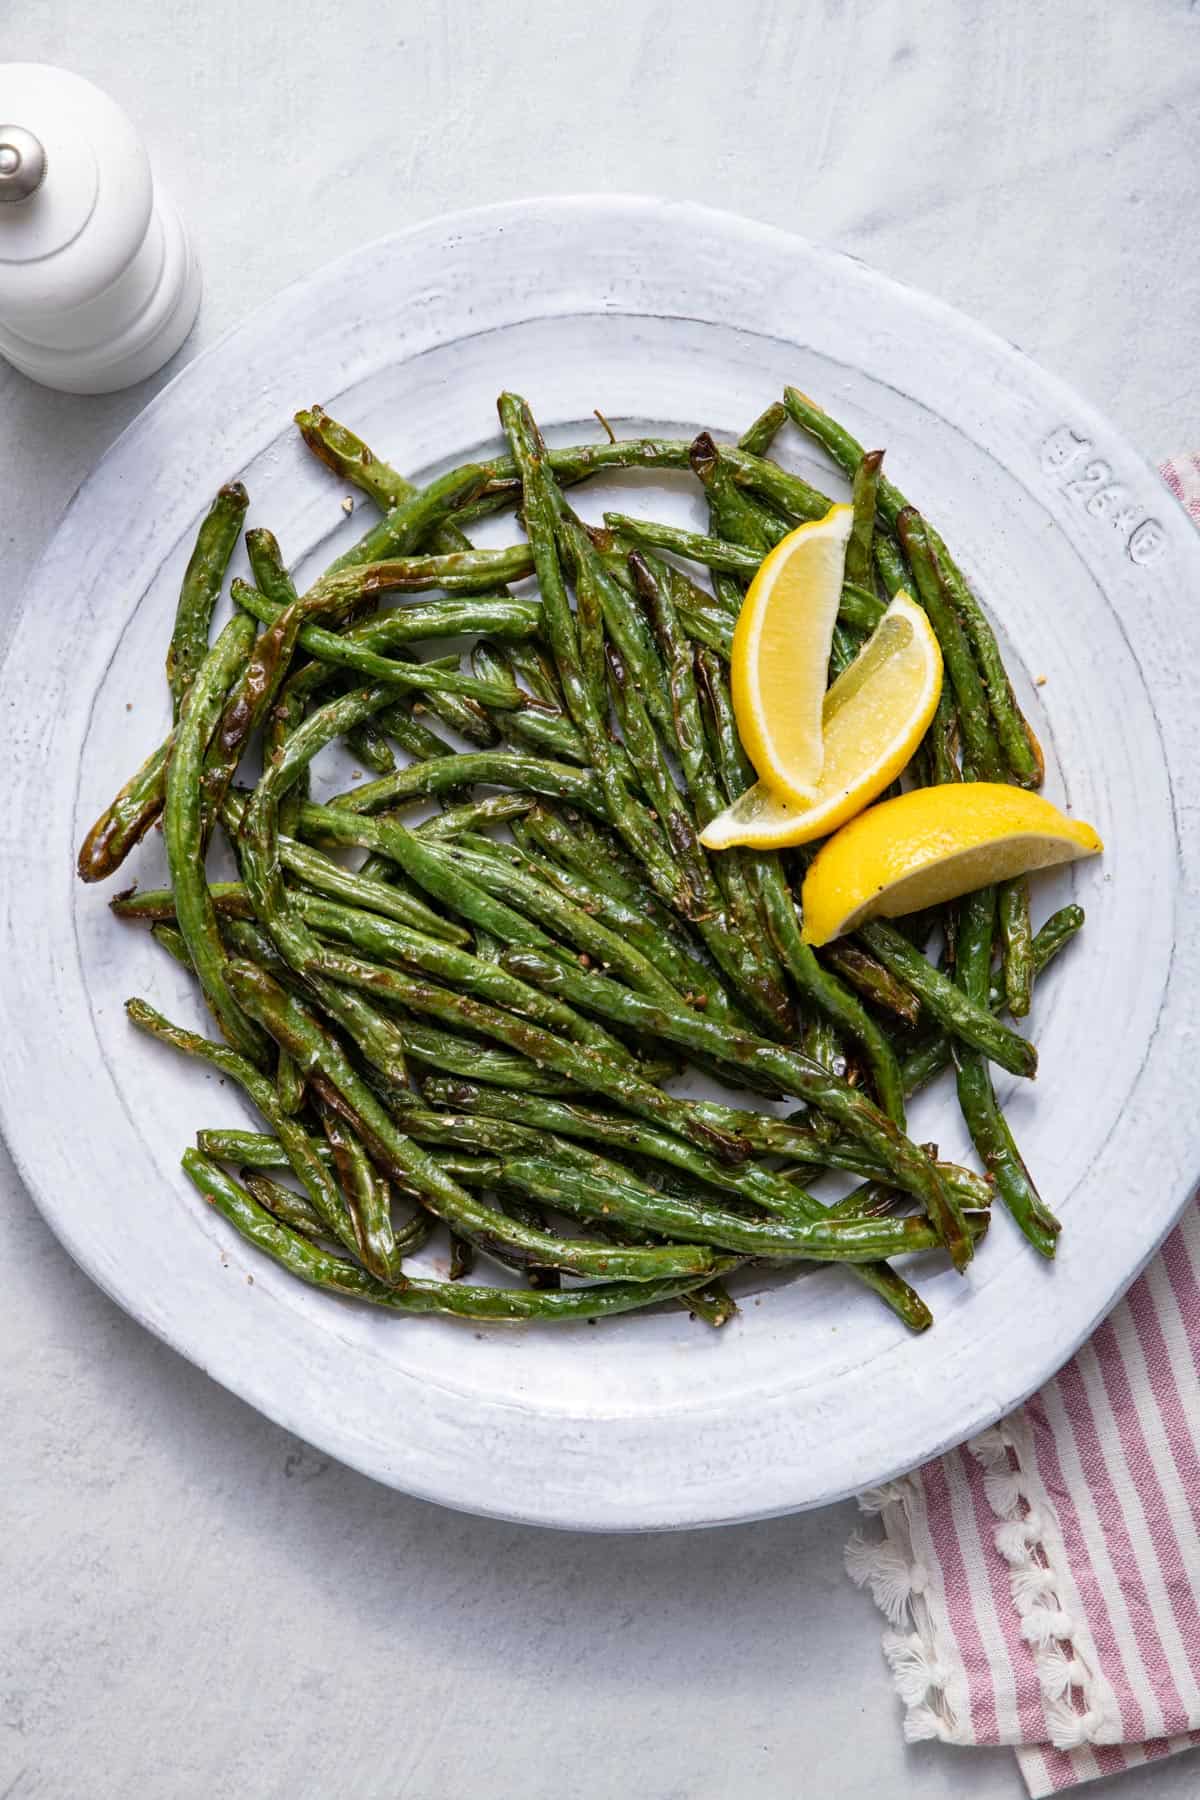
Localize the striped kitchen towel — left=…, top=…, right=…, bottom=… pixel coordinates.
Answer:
left=845, top=456, right=1200, bottom=1797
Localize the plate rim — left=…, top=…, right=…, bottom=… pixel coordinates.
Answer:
left=3, top=193, right=1199, bottom=1530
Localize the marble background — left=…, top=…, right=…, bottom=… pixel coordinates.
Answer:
left=3, top=2, right=1198, bottom=1794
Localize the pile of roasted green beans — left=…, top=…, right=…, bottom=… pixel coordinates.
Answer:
left=79, top=387, right=1082, bottom=1332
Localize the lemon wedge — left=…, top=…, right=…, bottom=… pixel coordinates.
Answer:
left=730, top=502, right=854, bottom=803
left=799, top=784, right=1103, bottom=947
left=700, top=593, right=943, bottom=851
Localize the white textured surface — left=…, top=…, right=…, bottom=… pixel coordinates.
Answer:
left=3, top=3, right=1200, bottom=1796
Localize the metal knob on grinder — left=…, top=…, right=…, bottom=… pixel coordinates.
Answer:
left=0, top=124, right=47, bottom=203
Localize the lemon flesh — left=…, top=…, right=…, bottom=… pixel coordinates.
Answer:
left=730, top=504, right=853, bottom=804
left=701, top=594, right=943, bottom=851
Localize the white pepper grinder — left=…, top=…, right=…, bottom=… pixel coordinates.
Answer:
left=0, top=63, right=201, bottom=393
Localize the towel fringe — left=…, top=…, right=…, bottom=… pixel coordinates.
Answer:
left=844, top=1532, right=924, bottom=1626
left=845, top=1470, right=970, bottom=1744
left=846, top=1413, right=1122, bottom=1753
left=902, top=1701, right=948, bottom=1744
left=857, top=1477, right=916, bottom=1514
left=965, top=1418, right=1123, bottom=1747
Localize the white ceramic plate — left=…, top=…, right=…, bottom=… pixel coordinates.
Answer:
left=3, top=198, right=1198, bottom=1530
